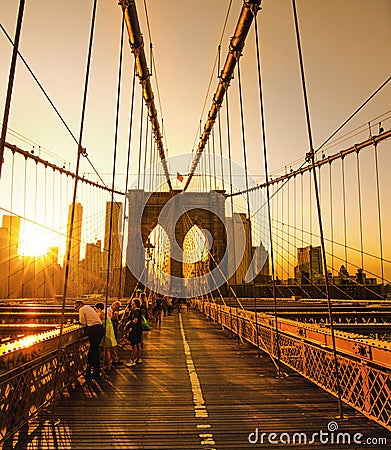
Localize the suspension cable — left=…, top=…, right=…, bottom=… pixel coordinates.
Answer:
left=227, top=127, right=391, bottom=198
left=373, top=143, right=385, bottom=286
left=0, top=22, right=110, bottom=190
left=183, top=0, right=263, bottom=191
left=254, top=13, right=281, bottom=374
left=0, top=0, right=25, bottom=179
left=190, top=0, right=234, bottom=153
left=103, top=13, right=126, bottom=374
left=225, top=91, right=240, bottom=342
left=52, top=0, right=98, bottom=418
left=236, top=57, right=260, bottom=354
left=292, top=0, right=343, bottom=417
left=355, top=151, right=364, bottom=271
left=117, top=60, right=137, bottom=300
left=0, top=0, right=25, bottom=178
left=121, top=0, right=172, bottom=191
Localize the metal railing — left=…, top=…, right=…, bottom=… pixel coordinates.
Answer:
left=197, top=300, right=391, bottom=431
left=0, top=325, right=87, bottom=444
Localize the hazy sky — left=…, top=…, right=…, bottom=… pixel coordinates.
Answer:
left=1, top=0, right=390, bottom=184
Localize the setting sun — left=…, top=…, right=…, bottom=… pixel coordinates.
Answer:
left=19, top=223, right=49, bottom=257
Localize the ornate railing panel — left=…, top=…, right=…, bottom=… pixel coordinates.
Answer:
left=0, top=326, right=87, bottom=444
left=197, top=300, right=391, bottom=431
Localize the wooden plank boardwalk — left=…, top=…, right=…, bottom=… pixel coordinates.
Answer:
left=10, top=308, right=391, bottom=449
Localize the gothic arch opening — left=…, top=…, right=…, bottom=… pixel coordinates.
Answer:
left=182, top=224, right=210, bottom=280
left=146, top=224, right=171, bottom=289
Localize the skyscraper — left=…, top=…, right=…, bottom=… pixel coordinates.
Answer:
left=64, top=202, right=83, bottom=266
left=1, top=215, right=20, bottom=260
left=295, top=245, right=323, bottom=284
left=64, top=203, right=83, bottom=295
left=104, top=202, right=123, bottom=270
left=0, top=216, right=21, bottom=298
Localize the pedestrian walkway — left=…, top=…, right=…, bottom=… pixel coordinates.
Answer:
left=12, top=308, right=391, bottom=449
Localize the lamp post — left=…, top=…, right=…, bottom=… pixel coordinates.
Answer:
left=145, top=237, right=154, bottom=287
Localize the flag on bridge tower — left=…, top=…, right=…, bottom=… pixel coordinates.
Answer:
left=177, top=172, right=184, bottom=183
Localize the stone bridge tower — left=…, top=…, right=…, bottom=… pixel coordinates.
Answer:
left=124, top=189, right=227, bottom=296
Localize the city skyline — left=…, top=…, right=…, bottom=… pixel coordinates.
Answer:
left=0, top=1, right=390, bottom=296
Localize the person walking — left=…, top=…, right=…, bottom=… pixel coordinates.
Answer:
left=153, top=295, right=163, bottom=327
left=74, top=300, right=104, bottom=379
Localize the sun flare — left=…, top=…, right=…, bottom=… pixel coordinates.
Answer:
left=19, top=223, right=49, bottom=257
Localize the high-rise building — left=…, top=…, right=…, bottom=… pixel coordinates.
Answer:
left=227, top=213, right=252, bottom=285
left=85, top=240, right=103, bottom=276
left=64, top=203, right=83, bottom=296
left=295, top=245, right=323, bottom=284
left=0, top=216, right=21, bottom=298
left=64, top=202, right=83, bottom=265
left=1, top=215, right=20, bottom=260
left=104, top=202, right=123, bottom=270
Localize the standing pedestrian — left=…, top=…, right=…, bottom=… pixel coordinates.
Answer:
left=94, top=302, right=118, bottom=370
left=107, top=300, right=123, bottom=365
left=74, top=300, right=104, bottom=379
left=125, top=298, right=143, bottom=366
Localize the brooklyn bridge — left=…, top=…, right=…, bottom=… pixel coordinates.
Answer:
left=0, top=0, right=390, bottom=448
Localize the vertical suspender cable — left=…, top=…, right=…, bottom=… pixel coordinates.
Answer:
left=216, top=43, right=225, bottom=190
left=7, top=152, right=15, bottom=298
left=43, top=165, right=48, bottom=297
left=329, top=162, right=335, bottom=276
left=137, top=99, right=144, bottom=189
left=52, top=0, right=98, bottom=418
left=341, top=158, right=348, bottom=270
left=294, top=174, right=297, bottom=278
left=217, top=111, right=225, bottom=191
left=117, top=60, right=137, bottom=301
left=33, top=161, right=38, bottom=296
left=122, top=0, right=172, bottom=191
left=373, top=143, right=384, bottom=287
left=22, top=159, right=27, bottom=297
left=225, top=92, right=240, bottom=342
left=143, top=111, right=150, bottom=190
left=183, top=0, right=263, bottom=191
left=212, top=129, right=217, bottom=190
left=355, top=150, right=364, bottom=271
left=104, top=13, right=126, bottom=373
left=255, top=8, right=281, bottom=370
left=207, top=140, right=211, bottom=191
left=291, top=0, right=343, bottom=417
left=236, top=58, right=260, bottom=354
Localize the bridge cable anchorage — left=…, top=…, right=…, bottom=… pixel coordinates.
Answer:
left=292, top=0, right=343, bottom=417
left=121, top=0, right=172, bottom=191
left=183, top=0, right=263, bottom=192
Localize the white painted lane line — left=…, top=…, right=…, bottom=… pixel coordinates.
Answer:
left=179, top=313, right=216, bottom=449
